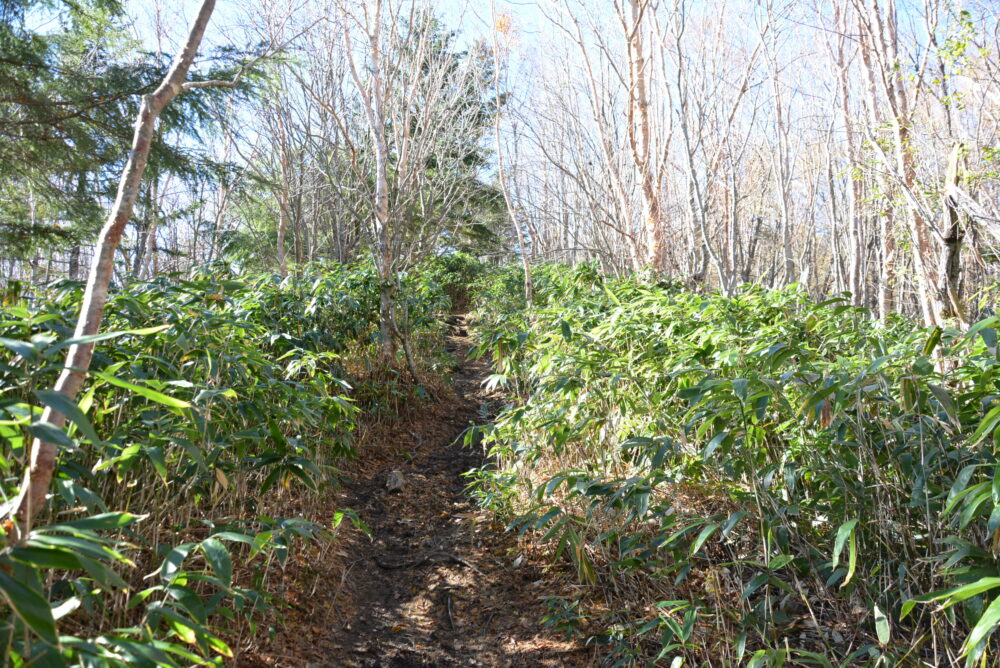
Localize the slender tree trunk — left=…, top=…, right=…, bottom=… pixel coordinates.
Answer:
left=343, top=0, right=398, bottom=361
left=276, top=193, right=289, bottom=276
left=6, top=0, right=218, bottom=536
left=894, top=121, right=936, bottom=325
left=877, top=213, right=897, bottom=319
left=371, top=56, right=396, bottom=361
left=877, top=0, right=936, bottom=325
left=857, top=9, right=896, bottom=318
left=492, top=3, right=533, bottom=301
left=138, top=177, right=160, bottom=279
left=833, top=3, right=863, bottom=304
left=767, top=48, right=794, bottom=286
left=625, top=0, right=667, bottom=272
left=68, top=246, right=80, bottom=281
left=935, top=143, right=968, bottom=327
left=69, top=172, right=87, bottom=280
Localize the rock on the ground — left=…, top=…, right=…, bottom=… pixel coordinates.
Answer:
left=385, top=469, right=406, bottom=492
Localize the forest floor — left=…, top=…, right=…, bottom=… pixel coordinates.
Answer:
left=243, top=318, right=593, bottom=667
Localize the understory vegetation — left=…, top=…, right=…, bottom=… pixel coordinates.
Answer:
left=471, top=263, right=1000, bottom=666
left=10, top=253, right=1000, bottom=667
left=0, top=261, right=455, bottom=665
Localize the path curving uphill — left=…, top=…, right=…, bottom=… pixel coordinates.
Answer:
left=255, top=317, right=592, bottom=667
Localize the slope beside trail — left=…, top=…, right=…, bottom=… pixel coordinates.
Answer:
left=246, top=317, right=593, bottom=667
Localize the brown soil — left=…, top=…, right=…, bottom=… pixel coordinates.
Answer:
left=241, top=319, right=593, bottom=667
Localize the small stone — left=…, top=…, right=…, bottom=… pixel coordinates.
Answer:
left=386, top=469, right=406, bottom=492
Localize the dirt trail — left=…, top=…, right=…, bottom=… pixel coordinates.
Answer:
left=287, top=319, right=591, bottom=667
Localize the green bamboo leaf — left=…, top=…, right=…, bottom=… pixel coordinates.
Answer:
left=832, top=519, right=858, bottom=571
left=34, top=389, right=102, bottom=444
left=720, top=511, right=746, bottom=538
left=49, top=324, right=170, bottom=352
left=740, top=573, right=770, bottom=601
left=732, top=379, right=749, bottom=401
left=690, top=523, right=718, bottom=556
left=0, top=337, right=39, bottom=362
left=42, top=512, right=141, bottom=533
left=159, top=542, right=196, bottom=583
left=701, top=432, right=727, bottom=460
left=844, top=525, right=858, bottom=587
left=145, top=446, right=169, bottom=483
left=200, top=538, right=232, bottom=588
left=962, top=594, right=1000, bottom=657
left=874, top=603, right=890, bottom=645
left=28, top=534, right=123, bottom=563
left=0, top=571, right=58, bottom=644
left=947, top=469, right=986, bottom=513
left=793, top=649, right=834, bottom=668
left=960, top=489, right=992, bottom=529
left=9, top=545, right=81, bottom=570
left=928, top=384, right=958, bottom=425
left=559, top=321, right=572, bottom=342
left=923, top=327, right=942, bottom=355
left=967, top=317, right=1000, bottom=340
left=769, top=554, right=795, bottom=570
left=89, top=370, right=191, bottom=409
left=26, top=421, right=74, bottom=448
left=901, top=577, right=1000, bottom=620
left=798, top=384, right=836, bottom=419
left=970, top=405, right=1000, bottom=446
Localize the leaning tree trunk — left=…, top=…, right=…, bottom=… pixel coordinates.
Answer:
left=5, top=0, right=218, bottom=537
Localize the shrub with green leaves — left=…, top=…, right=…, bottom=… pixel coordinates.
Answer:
left=472, top=262, right=1000, bottom=666
left=422, top=251, right=487, bottom=313
left=0, top=260, right=449, bottom=666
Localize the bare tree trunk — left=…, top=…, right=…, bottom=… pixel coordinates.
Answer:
left=6, top=0, right=218, bottom=536
left=879, top=1, right=936, bottom=325
left=69, top=172, right=87, bottom=281
left=857, top=0, right=943, bottom=325
left=624, top=0, right=667, bottom=272
left=857, top=6, right=896, bottom=318
left=935, top=143, right=968, bottom=327
left=276, top=194, right=289, bottom=276
left=275, top=109, right=293, bottom=276
left=762, top=5, right=795, bottom=287
left=832, top=2, right=864, bottom=304
left=68, top=246, right=80, bottom=281
left=492, top=3, right=533, bottom=301
left=497, top=126, right=534, bottom=302
left=343, top=0, right=397, bottom=361
left=138, top=177, right=160, bottom=279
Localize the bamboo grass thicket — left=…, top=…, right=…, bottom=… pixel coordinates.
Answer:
left=471, top=262, right=1000, bottom=665
left=0, top=260, right=454, bottom=665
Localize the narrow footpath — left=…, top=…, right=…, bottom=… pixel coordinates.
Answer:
left=248, top=317, right=593, bottom=667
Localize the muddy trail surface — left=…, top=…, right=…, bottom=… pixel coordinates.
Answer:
left=251, top=318, right=592, bottom=667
